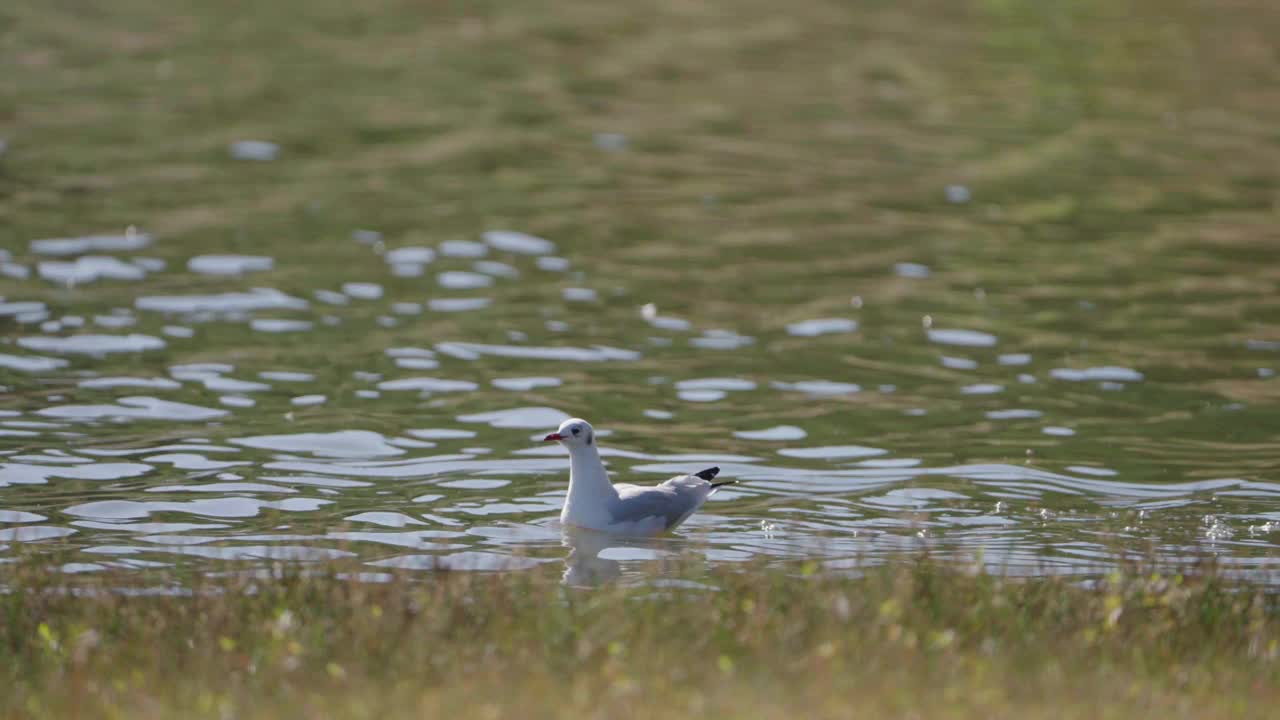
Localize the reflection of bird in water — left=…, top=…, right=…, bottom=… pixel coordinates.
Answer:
left=542, top=418, right=736, bottom=535
left=559, top=526, right=672, bottom=587
left=561, top=527, right=623, bottom=586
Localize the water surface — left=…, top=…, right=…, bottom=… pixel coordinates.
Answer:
left=3, top=0, right=1278, bottom=584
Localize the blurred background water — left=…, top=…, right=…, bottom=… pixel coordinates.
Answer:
left=2, top=0, right=1278, bottom=583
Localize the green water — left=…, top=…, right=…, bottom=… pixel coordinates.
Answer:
left=2, top=0, right=1278, bottom=581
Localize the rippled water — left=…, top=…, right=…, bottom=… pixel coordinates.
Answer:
left=3, top=222, right=1278, bottom=585
left=4, top=0, right=1279, bottom=585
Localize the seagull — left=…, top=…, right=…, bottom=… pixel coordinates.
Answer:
left=543, top=417, right=736, bottom=536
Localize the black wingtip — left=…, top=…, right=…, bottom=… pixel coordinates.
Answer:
left=710, top=479, right=737, bottom=488
left=694, top=466, right=720, bottom=481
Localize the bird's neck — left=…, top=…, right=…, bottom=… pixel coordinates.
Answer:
left=564, top=444, right=617, bottom=519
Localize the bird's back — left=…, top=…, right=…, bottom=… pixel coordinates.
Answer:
left=609, top=474, right=716, bottom=534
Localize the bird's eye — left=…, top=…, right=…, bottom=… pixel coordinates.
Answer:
left=571, top=427, right=581, bottom=435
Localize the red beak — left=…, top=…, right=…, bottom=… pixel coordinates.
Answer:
left=543, top=433, right=564, bottom=442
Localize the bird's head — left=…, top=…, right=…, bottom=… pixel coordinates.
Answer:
left=543, top=418, right=595, bottom=448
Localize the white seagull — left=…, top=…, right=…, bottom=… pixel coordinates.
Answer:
left=543, top=417, right=736, bottom=536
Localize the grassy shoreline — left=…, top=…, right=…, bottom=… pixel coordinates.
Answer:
left=4, top=557, right=1277, bottom=718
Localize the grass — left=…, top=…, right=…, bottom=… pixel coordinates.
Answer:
left=3, top=556, right=1278, bottom=718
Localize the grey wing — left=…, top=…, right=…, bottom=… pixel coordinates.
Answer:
left=611, top=481, right=708, bottom=533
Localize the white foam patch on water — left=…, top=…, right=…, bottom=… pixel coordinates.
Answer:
left=406, top=428, right=477, bottom=440
left=438, top=271, right=493, bottom=290
left=10, top=449, right=88, bottom=462
left=1067, top=465, right=1118, bottom=477
left=250, top=318, right=313, bottom=333
left=258, top=371, right=315, bottom=382
left=985, top=409, right=1043, bottom=420
left=428, top=298, right=492, bottom=312
left=863, top=487, right=966, bottom=508
left=254, top=474, right=371, bottom=489
left=386, top=347, right=435, bottom=358
left=735, top=425, right=807, bottom=441
left=894, top=262, right=931, bottom=278
left=778, top=445, right=887, bottom=460
left=0, top=353, right=68, bottom=373
left=342, top=282, right=383, bottom=300
left=201, top=377, right=270, bottom=393
left=941, top=356, right=978, bottom=370
left=439, top=478, right=510, bottom=490
left=346, top=511, right=427, bottom=528
left=0, top=461, right=154, bottom=488
left=639, top=304, right=691, bottom=334
left=439, top=239, right=488, bottom=258
left=142, top=453, right=251, bottom=471
left=678, top=390, right=725, bottom=402
left=0, top=301, right=48, bottom=317
left=385, top=246, right=436, bottom=264
left=537, top=257, right=570, bottom=272
left=562, top=287, right=598, bottom=302
left=377, top=377, right=479, bottom=392
left=170, top=362, right=235, bottom=375
left=1042, top=426, right=1076, bottom=436
left=927, top=328, right=998, bottom=347
left=786, top=318, right=858, bottom=337
left=458, top=407, right=571, bottom=429
left=473, top=261, right=518, bottom=278
left=690, top=329, right=754, bottom=350
left=78, top=377, right=182, bottom=390
left=492, top=377, right=562, bottom=391
left=772, top=380, right=860, bottom=395
left=0, top=526, right=77, bottom=542
left=30, top=232, right=152, bottom=256
left=388, top=437, right=434, bottom=449
left=39, top=256, right=146, bottom=284
left=392, top=302, right=423, bottom=315
left=435, top=342, right=639, bottom=362
left=647, top=316, right=692, bottom=332
left=229, top=140, right=279, bottom=161
left=66, top=497, right=330, bottom=521
left=36, top=397, right=227, bottom=422
left=146, top=481, right=293, bottom=491
left=676, top=378, right=757, bottom=392
left=188, top=255, right=274, bottom=276
left=232, top=430, right=406, bottom=458
left=351, top=229, right=382, bottom=245
left=291, top=395, right=327, bottom=406
left=0, top=510, right=46, bottom=523
left=961, top=383, right=1004, bottom=395
left=482, top=230, right=556, bottom=255
left=220, top=396, right=256, bottom=408
left=1, top=262, right=31, bottom=279
left=643, top=409, right=674, bottom=420
left=137, top=289, right=308, bottom=314
left=313, top=290, right=349, bottom=305
left=395, top=358, right=438, bottom=371
left=999, top=353, right=1032, bottom=366
left=163, top=325, right=195, bottom=338
left=132, top=257, right=166, bottom=272
left=94, top=313, right=137, bottom=328
left=1050, top=366, right=1144, bottom=382
left=18, top=333, right=165, bottom=355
